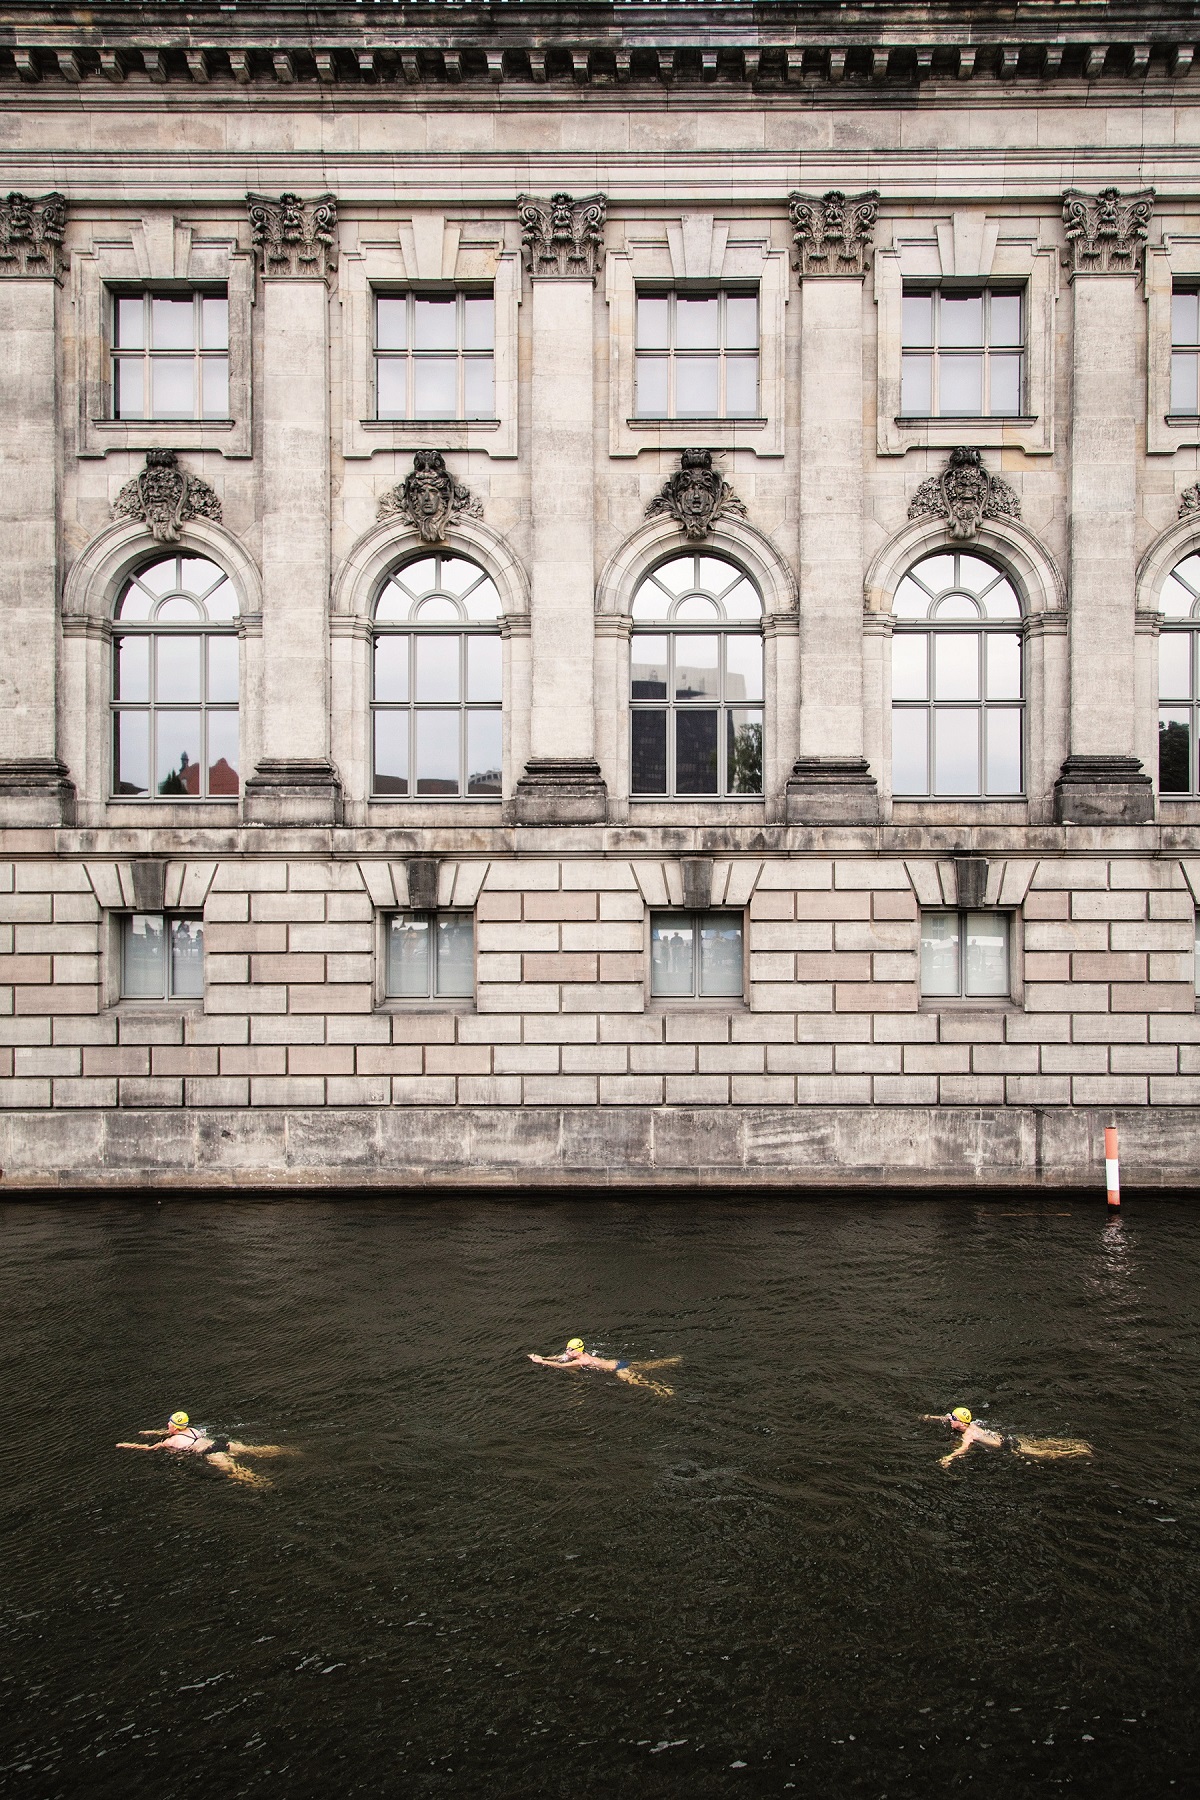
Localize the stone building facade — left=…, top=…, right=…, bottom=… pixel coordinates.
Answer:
left=2, top=0, right=1200, bottom=1189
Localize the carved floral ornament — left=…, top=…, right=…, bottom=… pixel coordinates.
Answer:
left=907, top=447, right=1021, bottom=542
left=645, top=448, right=747, bottom=542
left=1061, top=185, right=1155, bottom=276
left=1180, top=485, right=1200, bottom=519
left=0, top=190, right=67, bottom=280
left=788, top=189, right=879, bottom=279
left=113, top=449, right=223, bottom=543
left=377, top=450, right=482, bottom=542
left=516, top=192, right=607, bottom=279
left=246, top=191, right=338, bottom=279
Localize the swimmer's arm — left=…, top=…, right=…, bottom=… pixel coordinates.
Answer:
left=528, top=1354, right=575, bottom=1368
left=939, top=1439, right=973, bottom=1467
left=921, top=1413, right=951, bottom=1423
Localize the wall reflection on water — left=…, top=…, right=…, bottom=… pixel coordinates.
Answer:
left=1, top=1197, right=1197, bottom=1798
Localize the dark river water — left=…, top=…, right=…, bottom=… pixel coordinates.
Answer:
left=1, top=1196, right=1197, bottom=1800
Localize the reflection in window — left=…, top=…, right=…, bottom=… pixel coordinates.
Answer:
left=121, top=913, right=205, bottom=1001
left=1157, top=552, right=1200, bottom=794
left=112, top=291, right=229, bottom=420
left=920, top=911, right=1009, bottom=999
left=650, top=911, right=744, bottom=999
left=901, top=287, right=1024, bottom=418
left=634, top=290, right=759, bottom=420
left=1171, top=289, right=1200, bottom=416
left=386, top=912, right=474, bottom=999
left=890, top=552, right=1024, bottom=798
left=630, top=553, right=763, bottom=799
left=372, top=554, right=503, bottom=800
left=112, top=556, right=240, bottom=799
left=375, top=292, right=494, bottom=421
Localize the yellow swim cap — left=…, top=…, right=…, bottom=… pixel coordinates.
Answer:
left=170, top=1411, right=189, bottom=1427
left=952, top=1407, right=972, bottom=1424
left=566, top=1338, right=585, bottom=1352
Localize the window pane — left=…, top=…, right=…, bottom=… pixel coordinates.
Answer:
left=635, top=356, right=668, bottom=417
left=204, top=635, right=238, bottom=705
left=156, top=635, right=202, bottom=704
left=377, top=358, right=407, bottom=420
left=938, top=354, right=983, bottom=415
left=631, top=635, right=668, bottom=701
left=466, top=635, right=502, bottom=703
left=920, top=912, right=961, bottom=997
left=964, top=912, right=1008, bottom=997
left=206, top=709, right=239, bottom=797
left=1159, top=710, right=1192, bottom=793
left=725, top=635, right=763, bottom=704
left=463, top=357, right=494, bottom=418
left=413, top=358, right=458, bottom=418
left=725, top=294, right=758, bottom=349
left=891, top=708, right=928, bottom=795
left=1172, top=290, right=1199, bottom=346
left=900, top=354, right=932, bottom=416
left=116, top=636, right=150, bottom=702
left=675, top=358, right=719, bottom=417
left=1171, top=351, right=1198, bottom=415
left=651, top=914, right=694, bottom=997
left=463, top=296, right=494, bottom=350
left=156, top=711, right=202, bottom=796
left=985, top=707, right=1023, bottom=795
left=123, top=913, right=166, bottom=1000
left=989, top=292, right=1023, bottom=347
left=116, top=296, right=145, bottom=348
left=636, top=295, right=670, bottom=349
left=933, top=633, right=980, bottom=700
left=631, top=710, right=667, bottom=794
left=727, top=710, right=763, bottom=795
left=933, top=707, right=981, bottom=794
left=376, top=297, right=407, bottom=350
left=114, top=711, right=150, bottom=796
left=150, top=298, right=195, bottom=349
left=699, top=914, right=743, bottom=997
left=169, top=918, right=205, bottom=1000
left=891, top=634, right=928, bottom=700
left=989, top=353, right=1022, bottom=416
left=939, top=292, right=983, bottom=346
left=201, top=357, right=229, bottom=419
left=466, top=711, right=503, bottom=798
left=1159, top=633, right=1192, bottom=701
left=435, top=915, right=475, bottom=997
left=724, top=356, right=758, bottom=418
left=985, top=633, right=1022, bottom=700
left=414, top=634, right=460, bottom=702
left=413, top=298, right=456, bottom=350
left=374, top=635, right=409, bottom=704
left=373, top=710, right=409, bottom=795
left=151, top=358, right=195, bottom=418
left=415, top=710, right=460, bottom=795
left=676, top=710, right=718, bottom=794
left=201, top=296, right=228, bottom=350
left=388, top=915, right=431, bottom=997
left=675, top=635, right=719, bottom=701
left=676, top=296, right=719, bottom=348
left=901, top=292, right=933, bottom=347
left=114, top=356, right=145, bottom=419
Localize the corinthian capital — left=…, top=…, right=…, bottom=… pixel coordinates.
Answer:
left=1062, top=186, right=1154, bottom=277
left=517, top=192, right=606, bottom=280
left=788, top=189, right=879, bottom=279
left=246, top=192, right=338, bottom=279
left=0, top=191, right=67, bottom=279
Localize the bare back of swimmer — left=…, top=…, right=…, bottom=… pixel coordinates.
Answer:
left=922, top=1408, right=1092, bottom=1467
left=528, top=1339, right=677, bottom=1396
left=117, top=1411, right=295, bottom=1487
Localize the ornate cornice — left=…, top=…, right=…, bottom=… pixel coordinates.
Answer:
left=907, top=447, right=1020, bottom=542
left=112, top=449, right=222, bottom=543
left=1062, top=185, right=1155, bottom=277
left=377, top=450, right=482, bottom=543
left=645, top=448, right=747, bottom=542
left=788, top=189, right=879, bottom=280
left=247, top=191, right=338, bottom=280
left=517, top=192, right=606, bottom=280
left=0, top=191, right=66, bottom=280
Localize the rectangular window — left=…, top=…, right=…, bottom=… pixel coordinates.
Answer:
left=120, top=913, right=205, bottom=1002
left=901, top=288, right=1024, bottom=419
left=112, top=292, right=229, bottom=421
left=634, top=290, right=759, bottom=420
left=374, top=292, right=494, bottom=421
left=650, top=911, right=744, bottom=1000
left=1171, top=288, right=1200, bottom=416
left=919, top=911, right=1010, bottom=1000
left=385, top=912, right=474, bottom=1000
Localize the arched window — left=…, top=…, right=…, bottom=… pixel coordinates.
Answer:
left=372, top=553, right=503, bottom=799
left=890, top=551, right=1024, bottom=797
left=1158, top=552, right=1200, bottom=793
left=630, top=551, right=763, bottom=797
left=112, top=555, right=240, bottom=798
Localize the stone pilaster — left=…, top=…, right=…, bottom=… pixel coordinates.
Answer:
left=1055, top=187, right=1155, bottom=825
left=511, top=192, right=608, bottom=825
left=787, top=191, right=879, bottom=824
left=0, top=193, right=74, bottom=825
left=243, top=193, right=342, bottom=825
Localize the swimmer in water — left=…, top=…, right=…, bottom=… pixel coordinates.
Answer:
left=529, top=1339, right=678, bottom=1397
left=116, top=1411, right=294, bottom=1488
left=922, top=1407, right=1093, bottom=1467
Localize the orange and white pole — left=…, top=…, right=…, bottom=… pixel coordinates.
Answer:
left=1104, top=1124, right=1120, bottom=1209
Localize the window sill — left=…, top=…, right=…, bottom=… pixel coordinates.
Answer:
left=627, top=416, right=767, bottom=429
left=377, top=998, right=476, bottom=1015
left=1165, top=415, right=1200, bottom=425
left=93, top=417, right=236, bottom=430
left=360, top=417, right=501, bottom=431
left=648, top=998, right=749, bottom=1013
left=918, top=997, right=1020, bottom=1013
left=895, top=415, right=1037, bottom=426
left=109, top=1001, right=204, bottom=1016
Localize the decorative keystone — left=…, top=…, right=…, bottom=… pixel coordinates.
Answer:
left=645, top=448, right=746, bottom=542
left=113, top=449, right=222, bottom=543
left=907, top=447, right=1020, bottom=542
left=377, top=450, right=482, bottom=543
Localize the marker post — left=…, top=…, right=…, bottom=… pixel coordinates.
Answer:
left=1104, top=1123, right=1120, bottom=1210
